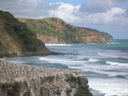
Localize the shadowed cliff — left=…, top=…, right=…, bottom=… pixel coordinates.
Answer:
left=18, top=18, right=108, bottom=44
left=0, top=10, right=51, bottom=57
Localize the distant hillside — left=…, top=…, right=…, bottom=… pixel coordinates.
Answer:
left=83, top=28, right=113, bottom=41
left=0, top=10, right=50, bottom=57
left=18, top=18, right=107, bottom=44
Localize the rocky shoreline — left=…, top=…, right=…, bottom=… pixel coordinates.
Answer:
left=0, top=59, right=92, bottom=96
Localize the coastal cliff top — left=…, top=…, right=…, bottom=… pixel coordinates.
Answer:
left=18, top=18, right=102, bottom=37
left=0, top=59, right=80, bottom=84
left=18, top=17, right=113, bottom=41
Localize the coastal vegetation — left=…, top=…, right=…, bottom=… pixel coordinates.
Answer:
left=18, top=17, right=113, bottom=44
left=0, top=10, right=50, bottom=57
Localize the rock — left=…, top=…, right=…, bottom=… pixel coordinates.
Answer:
left=37, top=34, right=106, bottom=44
left=0, top=59, right=93, bottom=96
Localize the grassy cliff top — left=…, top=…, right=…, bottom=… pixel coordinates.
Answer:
left=18, top=17, right=101, bottom=37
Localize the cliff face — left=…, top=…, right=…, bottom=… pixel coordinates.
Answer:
left=18, top=18, right=107, bottom=44
left=83, top=28, right=113, bottom=41
left=0, top=10, right=51, bottom=57
left=37, top=34, right=106, bottom=44
left=0, top=59, right=92, bottom=96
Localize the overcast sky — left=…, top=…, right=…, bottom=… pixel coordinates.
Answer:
left=0, top=0, right=128, bottom=39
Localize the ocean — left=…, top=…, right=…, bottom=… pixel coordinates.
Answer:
left=5, top=39, right=128, bottom=96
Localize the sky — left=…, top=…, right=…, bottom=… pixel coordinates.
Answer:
left=0, top=0, right=128, bottom=39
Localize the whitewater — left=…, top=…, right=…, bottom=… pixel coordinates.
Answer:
left=5, top=39, right=128, bottom=96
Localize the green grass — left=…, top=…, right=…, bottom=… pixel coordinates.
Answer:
left=18, top=17, right=90, bottom=38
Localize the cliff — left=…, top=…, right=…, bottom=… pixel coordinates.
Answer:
left=0, top=59, right=92, bottom=96
left=0, top=10, right=51, bottom=58
left=83, top=28, right=113, bottom=41
left=18, top=18, right=107, bottom=44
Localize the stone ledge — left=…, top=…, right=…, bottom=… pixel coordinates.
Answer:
left=0, top=59, right=93, bottom=96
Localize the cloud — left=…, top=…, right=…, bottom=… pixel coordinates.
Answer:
left=0, top=0, right=128, bottom=39
left=49, top=3, right=80, bottom=23
left=112, top=0, right=128, bottom=3
left=94, top=7, right=126, bottom=25
left=111, top=0, right=128, bottom=17
left=0, top=0, right=127, bottom=24
left=0, top=0, right=60, bottom=18
left=79, top=0, right=113, bottom=13
left=20, top=0, right=41, bottom=4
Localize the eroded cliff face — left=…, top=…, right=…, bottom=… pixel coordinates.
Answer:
left=83, top=28, right=113, bottom=41
left=37, top=34, right=106, bottom=44
left=0, top=59, right=92, bottom=96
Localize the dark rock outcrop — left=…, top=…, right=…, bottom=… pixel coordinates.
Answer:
left=0, top=59, right=93, bottom=96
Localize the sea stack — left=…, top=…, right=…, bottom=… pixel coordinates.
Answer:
left=0, top=59, right=92, bottom=96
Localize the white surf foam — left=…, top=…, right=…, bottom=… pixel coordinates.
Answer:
left=98, top=52, right=128, bottom=59
left=39, top=57, right=85, bottom=65
left=106, top=61, right=128, bottom=67
left=45, top=44, right=71, bottom=46
left=106, top=50, right=121, bottom=53
left=87, top=43, right=97, bottom=44
left=89, top=78, right=128, bottom=96
left=88, top=58, right=100, bottom=62
left=107, top=42, right=120, bottom=44
left=69, top=61, right=128, bottom=77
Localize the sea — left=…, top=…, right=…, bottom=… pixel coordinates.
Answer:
left=5, top=39, right=128, bottom=96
